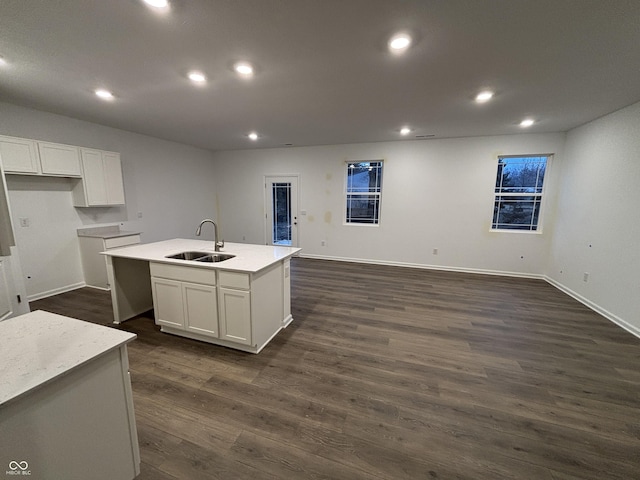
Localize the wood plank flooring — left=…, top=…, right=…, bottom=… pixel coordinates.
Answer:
left=30, top=258, right=640, bottom=479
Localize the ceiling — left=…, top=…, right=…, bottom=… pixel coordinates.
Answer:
left=1, top=0, right=640, bottom=152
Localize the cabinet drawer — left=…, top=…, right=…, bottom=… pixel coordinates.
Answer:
left=219, top=270, right=250, bottom=290
left=150, top=262, right=216, bottom=285
left=104, top=235, right=141, bottom=249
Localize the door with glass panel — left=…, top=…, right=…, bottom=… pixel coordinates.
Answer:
left=265, top=175, right=298, bottom=247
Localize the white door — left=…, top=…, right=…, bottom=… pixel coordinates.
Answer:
left=265, top=175, right=299, bottom=247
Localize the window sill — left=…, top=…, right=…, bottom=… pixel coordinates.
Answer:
left=490, top=228, right=543, bottom=235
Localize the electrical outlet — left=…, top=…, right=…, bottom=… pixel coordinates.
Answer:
left=19, top=217, right=30, bottom=227
left=583, top=272, right=590, bottom=282
left=321, top=240, right=326, bottom=246
left=137, top=212, right=143, bottom=219
left=432, top=248, right=438, bottom=255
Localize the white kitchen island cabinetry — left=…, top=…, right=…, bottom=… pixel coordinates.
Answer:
left=104, top=239, right=300, bottom=353
left=151, top=262, right=219, bottom=337
left=73, top=148, right=125, bottom=206
left=0, top=310, right=139, bottom=480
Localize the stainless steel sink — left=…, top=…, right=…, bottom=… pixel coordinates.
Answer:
left=165, top=251, right=235, bottom=263
left=166, top=251, right=212, bottom=260
left=195, top=253, right=235, bottom=263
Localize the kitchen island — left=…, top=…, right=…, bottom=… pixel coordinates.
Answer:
left=0, top=310, right=139, bottom=480
left=103, top=239, right=301, bottom=353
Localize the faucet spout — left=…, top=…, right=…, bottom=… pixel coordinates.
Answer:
left=195, top=218, right=224, bottom=252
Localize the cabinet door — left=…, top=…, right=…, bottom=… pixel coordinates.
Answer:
left=81, top=149, right=108, bottom=205
left=0, top=136, right=40, bottom=174
left=38, top=142, right=81, bottom=177
left=183, top=282, right=218, bottom=337
left=151, top=277, right=184, bottom=329
left=103, top=152, right=125, bottom=204
left=219, top=287, right=251, bottom=345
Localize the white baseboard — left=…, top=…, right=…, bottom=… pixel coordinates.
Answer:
left=84, top=285, right=110, bottom=292
left=27, top=282, right=86, bottom=302
left=544, top=276, right=640, bottom=339
left=298, top=253, right=544, bottom=279
left=297, top=253, right=639, bottom=340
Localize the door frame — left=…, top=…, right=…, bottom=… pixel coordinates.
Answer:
left=264, top=174, right=299, bottom=247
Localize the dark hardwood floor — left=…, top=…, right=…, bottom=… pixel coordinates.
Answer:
left=31, top=258, right=640, bottom=479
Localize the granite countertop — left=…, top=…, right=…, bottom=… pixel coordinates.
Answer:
left=102, top=238, right=301, bottom=273
left=0, top=310, right=136, bottom=407
left=77, top=225, right=141, bottom=239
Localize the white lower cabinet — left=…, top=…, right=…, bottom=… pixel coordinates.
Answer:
left=219, top=287, right=251, bottom=345
left=152, top=277, right=184, bottom=329
left=147, top=261, right=285, bottom=353
left=150, top=263, right=218, bottom=338
left=218, top=270, right=251, bottom=345
left=183, top=282, right=218, bottom=336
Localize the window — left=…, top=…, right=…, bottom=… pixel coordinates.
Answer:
left=345, top=160, right=383, bottom=224
left=492, top=155, right=550, bottom=231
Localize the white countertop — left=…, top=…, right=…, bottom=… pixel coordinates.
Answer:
left=102, top=238, right=301, bottom=273
left=0, top=310, right=136, bottom=407
left=77, top=225, right=141, bottom=239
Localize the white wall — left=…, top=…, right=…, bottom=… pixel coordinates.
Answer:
left=212, top=133, right=565, bottom=276
left=0, top=102, right=218, bottom=299
left=548, top=101, right=640, bottom=334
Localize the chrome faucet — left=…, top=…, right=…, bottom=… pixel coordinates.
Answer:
left=195, top=219, right=224, bottom=252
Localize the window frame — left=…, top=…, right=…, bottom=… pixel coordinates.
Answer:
left=491, top=154, right=552, bottom=233
left=344, top=160, right=384, bottom=226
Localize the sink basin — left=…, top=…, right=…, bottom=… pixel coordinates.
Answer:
left=166, top=251, right=212, bottom=260
left=165, top=251, right=235, bottom=263
left=195, top=253, right=236, bottom=263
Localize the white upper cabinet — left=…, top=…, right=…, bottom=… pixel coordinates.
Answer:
left=37, top=142, right=82, bottom=177
left=73, top=149, right=125, bottom=207
left=0, top=135, right=126, bottom=207
left=0, top=135, right=40, bottom=174
left=103, top=151, right=126, bottom=205
left=0, top=136, right=82, bottom=177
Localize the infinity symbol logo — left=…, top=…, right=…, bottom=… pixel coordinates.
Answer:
left=8, top=460, right=28, bottom=470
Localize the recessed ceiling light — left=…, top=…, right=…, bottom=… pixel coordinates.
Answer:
left=248, top=132, right=259, bottom=141
left=520, top=118, right=535, bottom=128
left=95, top=89, right=114, bottom=100
left=142, top=0, right=169, bottom=9
left=475, top=91, right=494, bottom=103
left=234, top=62, right=254, bottom=76
left=388, top=33, right=412, bottom=52
left=400, top=127, right=412, bottom=136
left=188, top=71, right=207, bottom=84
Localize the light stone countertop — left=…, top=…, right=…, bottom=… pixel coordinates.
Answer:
left=0, top=310, right=136, bottom=407
left=77, top=225, right=142, bottom=239
left=102, top=238, right=301, bottom=273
